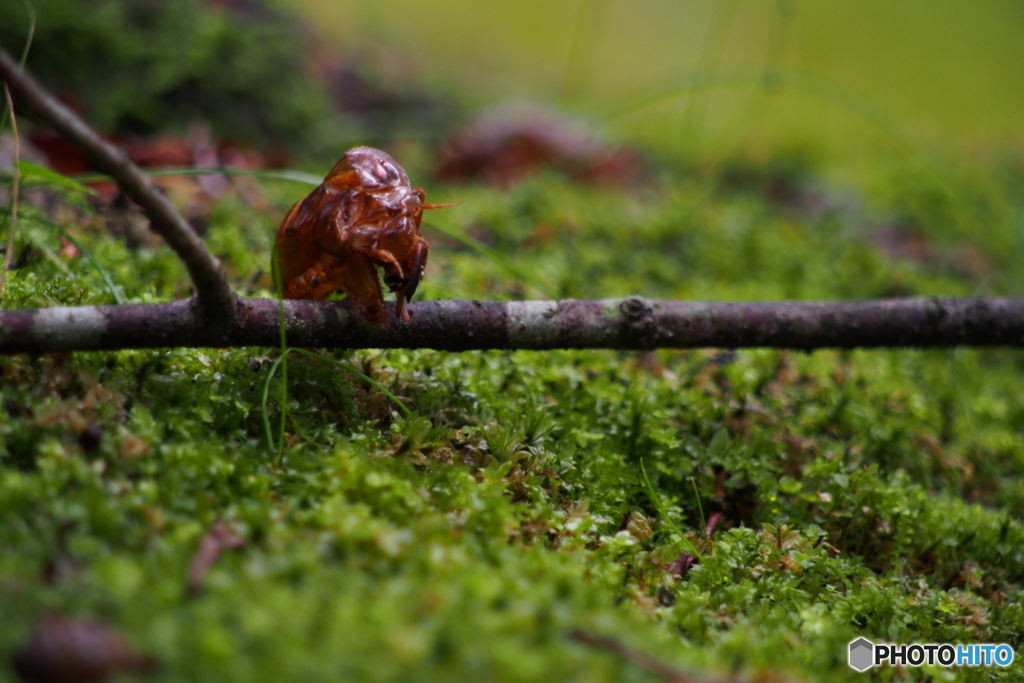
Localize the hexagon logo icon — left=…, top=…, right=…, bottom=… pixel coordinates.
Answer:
left=848, top=638, right=874, bottom=672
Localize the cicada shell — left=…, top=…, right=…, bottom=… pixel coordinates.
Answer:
left=275, top=146, right=449, bottom=323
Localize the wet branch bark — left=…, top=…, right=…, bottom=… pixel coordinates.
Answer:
left=1, top=296, right=1022, bottom=354
left=0, top=46, right=237, bottom=325
left=3, top=45, right=1024, bottom=355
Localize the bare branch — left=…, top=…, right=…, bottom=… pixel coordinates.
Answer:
left=0, top=46, right=236, bottom=324
left=1, top=296, right=1022, bottom=354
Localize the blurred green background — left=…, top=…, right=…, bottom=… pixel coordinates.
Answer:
left=6, top=0, right=1022, bottom=173
left=288, top=0, right=1024, bottom=169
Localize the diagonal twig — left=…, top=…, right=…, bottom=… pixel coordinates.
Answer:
left=569, top=629, right=709, bottom=683
left=0, top=296, right=1022, bottom=354
left=0, top=46, right=236, bottom=326
left=567, top=629, right=786, bottom=683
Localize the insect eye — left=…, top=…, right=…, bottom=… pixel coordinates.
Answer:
left=384, top=274, right=402, bottom=289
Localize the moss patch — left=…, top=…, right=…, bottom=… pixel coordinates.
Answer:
left=3, top=153, right=1024, bottom=682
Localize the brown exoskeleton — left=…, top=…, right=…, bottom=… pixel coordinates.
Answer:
left=274, top=146, right=451, bottom=322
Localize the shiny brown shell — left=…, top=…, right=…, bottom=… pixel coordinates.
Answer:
left=274, top=146, right=432, bottom=322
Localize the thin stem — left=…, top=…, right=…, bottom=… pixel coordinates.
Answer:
left=277, top=329, right=288, bottom=460
left=52, top=227, right=124, bottom=304
left=275, top=254, right=288, bottom=461
left=261, top=354, right=287, bottom=455
left=70, top=167, right=324, bottom=187
left=30, top=214, right=124, bottom=303
left=18, top=1, right=35, bottom=65
left=259, top=345, right=411, bottom=459
left=423, top=219, right=556, bottom=298
left=0, top=0, right=33, bottom=135
left=641, top=458, right=704, bottom=560
left=690, top=476, right=706, bottom=534
left=289, top=347, right=412, bottom=418
left=1, top=84, right=20, bottom=301
left=23, top=226, right=74, bottom=280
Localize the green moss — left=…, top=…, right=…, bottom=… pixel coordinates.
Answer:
left=4, top=153, right=1024, bottom=682
left=0, top=0, right=332, bottom=150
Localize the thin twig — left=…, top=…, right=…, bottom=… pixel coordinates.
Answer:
left=1, top=84, right=20, bottom=300
left=187, top=520, right=245, bottom=596
left=0, top=46, right=236, bottom=328
left=569, top=629, right=765, bottom=683
left=569, top=629, right=700, bottom=683
left=0, top=296, right=1023, bottom=354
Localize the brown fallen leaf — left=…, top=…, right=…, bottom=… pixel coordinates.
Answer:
left=186, top=520, right=246, bottom=595
left=704, top=498, right=724, bottom=537
left=10, top=615, right=155, bottom=683
left=669, top=552, right=698, bottom=579
left=30, top=126, right=271, bottom=211
left=435, top=102, right=645, bottom=188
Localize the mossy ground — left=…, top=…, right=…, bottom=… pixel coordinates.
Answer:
left=2, top=148, right=1024, bottom=683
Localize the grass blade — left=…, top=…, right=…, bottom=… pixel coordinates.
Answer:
left=23, top=225, right=75, bottom=279
left=260, top=353, right=287, bottom=455
left=72, top=167, right=324, bottom=187
left=31, top=215, right=124, bottom=304
left=0, top=0, right=34, bottom=135
left=690, top=476, right=706, bottom=532
left=1, top=84, right=21, bottom=301
left=640, top=458, right=703, bottom=560
left=19, top=160, right=97, bottom=195
left=423, top=219, right=556, bottom=297
left=289, top=347, right=412, bottom=418
left=259, top=345, right=413, bottom=459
